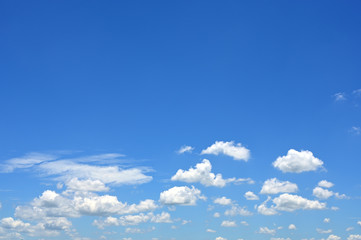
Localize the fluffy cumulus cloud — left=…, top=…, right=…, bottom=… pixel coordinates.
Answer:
left=313, top=187, right=347, bottom=200
left=215, top=237, right=227, bottom=240
left=289, top=224, right=296, bottom=230
left=201, top=141, right=250, bottom=161
left=260, top=178, right=298, bottom=195
left=171, top=159, right=246, bottom=187
left=0, top=216, right=71, bottom=237
left=213, top=197, right=232, bottom=206
left=244, top=191, right=259, bottom=200
left=177, top=145, right=194, bottom=154
left=14, top=190, right=158, bottom=220
left=258, top=226, right=276, bottom=235
left=159, top=186, right=206, bottom=205
left=257, top=197, right=278, bottom=216
left=221, top=220, right=237, bottom=227
left=273, top=149, right=324, bottom=173
left=273, top=194, right=326, bottom=212
left=318, top=180, right=334, bottom=188
left=313, top=187, right=334, bottom=199
left=327, top=235, right=341, bottom=240
left=65, top=178, right=109, bottom=192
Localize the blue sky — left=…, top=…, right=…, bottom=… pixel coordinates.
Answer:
left=0, top=1, right=361, bottom=240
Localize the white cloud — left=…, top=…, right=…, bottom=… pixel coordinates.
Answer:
left=313, top=187, right=347, bottom=200
left=0, top=217, right=70, bottom=237
left=258, top=226, right=276, bottom=235
left=177, top=146, right=194, bottom=154
left=289, top=224, right=296, bottom=230
left=346, top=227, right=354, bottom=231
left=224, top=205, right=252, bottom=216
left=240, top=221, right=249, bottom=226
left=334, top=92, right=346, bottom=101
left=257, top=197, right=278, bottom=216
left=244, top=191, right=259, bottom=200
left=14, top=190, right=158, bottom=220
left=273, top=194, right=326, bottom=212
left=171, top=159, right=240, bottom=187
left=216, top=237, right=227, bottom=240
left=221, top=220, right=237, bottom=227
left=214, top=197, right=232, bottom=206
left=93, top=212, right=172, bottom=228
left=324, top=218, right=330, bottom=223
left=66, top=178, right=109, bottom=192
left=0, top=153, right=56, bottom=173
left=318, top=180, right=334, bottom=188
left=201, top=141, right=250, bottom=161
left=313, top=187, right=334, bottom=199
left=348, top=235, right=361, bottom=240
left=213, top=212, right=220, bottom=218
left=260, top=178, right=298, bottom=195
left=273, top=149, right=324, bottom=173
left=207, top=228, right=216, bottom=233
left=271, top=238, right=291, bottom=240
left=358, top=221, right=361, bottom=227
left=326, top=234, right=340, bottom=240
left=159, top=186, right=206, bottom=206
left=317, top=228, right=332, bottom=234
left=40, top=160, right=152, bottom=185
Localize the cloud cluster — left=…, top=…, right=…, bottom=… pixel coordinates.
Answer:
left=171, top=159, right=251, bottom=187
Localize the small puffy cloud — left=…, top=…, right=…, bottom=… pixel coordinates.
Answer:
left=273, top=194, right=326, bottom=212
left=258, top=226, right=276, bottom=235
left=313, top=187, right=334, bottom=200
left=244, top=191, right=259, bottom=200
left=240, top=221, right=249, bottom=226
left=213, top=212, right=220, bottom=218
left=66, top=178, right=109, bottom=192
left=358, top=221, right=361, bottom=227
left=257, top=197, right=278, bottom=216
left=334, top=92, right=346, bottom=101
left=313, top=187, right=347, bottom=200
left=288, top=224, right=296, bottom=230
left=260, top=178, right=298, bottom=195
left=273, top=149, right=323, bottom=173
left=171, top=159, right=239, bottom=187
left=214, top=197, right=232, bottom=206
left=177, top=146, right=194, bottom=154
left=201, top=141, right=250, bottom=161
left=221, top=220, right=237, bottom=227
left=348, top=235, right=361, bottom=240
left=216, top=237, right=227, bottom=240
left=207, top=228, right=216, bottom=233
left=224, top=205, right=252, bottom=216
left=316, top=228, right=332, bottom=234
left=326, top=234, right=341, bottom=240
left=324, top=218, right=330, bottom=223
left=159, top=186, right=206, bottom=206
left=318, top=180, right=334, bottom=188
